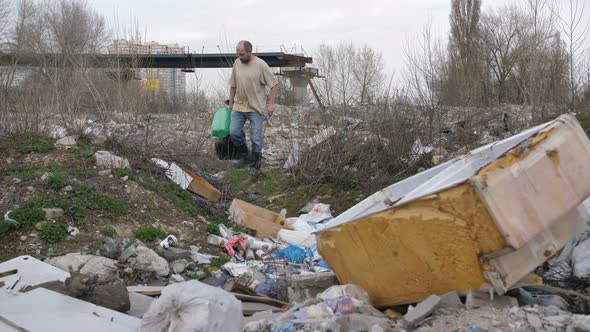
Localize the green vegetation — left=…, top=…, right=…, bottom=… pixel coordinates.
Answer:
left=27, top=184, right=127, bottom=220
left=72, top=166, right=97, bottom=179
left=0, top=221, right=11, bottom=239
left=40, top=222, right=68, bottom=243
left=0, top=164, right=44, bottom=181
left=210, top=256, right=230, bottom=268
left=9, top=207, right=45, bottom=229
left=154, top=248, right=167, bottom=258
left=43, top=173, right=70, bottom=190
left=207, top=223, right=221, bottom=236
left=113, top=168, right=134, bottom=179
left=19, top=136, right=55, bottom=154
left=142, top=177, right=200, bottom=216
left=100, top=227, right=117, bottom=237
left=71, top=138, right=96, bottom=162
left=133, top=226, right=166, bottom=242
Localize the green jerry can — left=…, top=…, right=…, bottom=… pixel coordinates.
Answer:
left=211, top=106, right=231, bottom=138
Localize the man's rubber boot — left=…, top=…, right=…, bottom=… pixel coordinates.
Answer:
left=237, top=145, right=251, bottom=168
left=249, top=152, right=262, bottom=170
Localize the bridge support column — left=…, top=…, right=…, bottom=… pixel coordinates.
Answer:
left=289, top=76, right=310, bottom=105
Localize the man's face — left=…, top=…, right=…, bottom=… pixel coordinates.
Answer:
left=236, top=45, right=252, bottom=63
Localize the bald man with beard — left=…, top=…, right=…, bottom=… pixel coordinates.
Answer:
left=228, top=40, right=279, bottom=170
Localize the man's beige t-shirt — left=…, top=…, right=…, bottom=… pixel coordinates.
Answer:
left=230, top=56, right=278, bottom=114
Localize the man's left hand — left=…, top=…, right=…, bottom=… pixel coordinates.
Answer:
left=266, top=104, right=274, bottom=118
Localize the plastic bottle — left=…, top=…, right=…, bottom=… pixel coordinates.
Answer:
left=246, top=238, right=276, bottom=251
left=207, top=234, right=228, bottom=246
left=245, top=249, right=255, bottom=260
left=218, top=224, right=232, bottom=239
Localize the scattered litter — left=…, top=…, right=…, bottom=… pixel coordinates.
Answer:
left=67, top=226, right=80, bottom=236
left=140, top=281, right=244, bottom=332
left=158, top=235, right=178, bottom=249
left=229, top=199, right=287, bottom=238
left=222, top=261, right=265, bottom=277
left=3, top=210, right=17, bottom=226
left=224, top=236, right=247, bottom=257
left=572, top=237, right=590, bottom=278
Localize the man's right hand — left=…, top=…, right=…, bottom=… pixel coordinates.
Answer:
left=229, top=100, right=234, bottom=110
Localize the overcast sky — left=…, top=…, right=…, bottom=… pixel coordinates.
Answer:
left=89, top=0, right=586, bottom=94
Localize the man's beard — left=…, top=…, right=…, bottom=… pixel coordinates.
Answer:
left=240, top=55, right=251, bottom=63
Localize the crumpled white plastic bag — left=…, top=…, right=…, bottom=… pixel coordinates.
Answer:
left=140, top=280, right=244, bottom=332
left=572, top=237, right=590, bottom=278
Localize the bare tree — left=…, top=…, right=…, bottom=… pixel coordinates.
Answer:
left=315, top=43, right=336, bottom=106
left=552, top=0, right=590, bottom=111
left=481, top=6, right=531, bottom=104
left=333, top=42, right=356, bottom=106
left=353, top=44, right=384, bottom=104
left=447, top=0, right=482, bottom=106
left=0, top=0, right=10, bottom=42
left=403, top=24, right=447, bottom=134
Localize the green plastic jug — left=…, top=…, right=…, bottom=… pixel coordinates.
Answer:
left=211, top=106, right=231, bottom=138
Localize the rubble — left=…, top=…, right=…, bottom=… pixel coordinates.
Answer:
left=572, top=237, right=590, bottom=278
left=402, top=295, right=441, bottom=329
left=45, top=253, right=119, bottom=283
left=465, top=289, right=518, bottom=310
left=55, top=135, right=77, bottom=147
left=125, top=245, right=170, bottom=277
left=42, top=208, right=65, bottom=220
left=102, top=237, right=130, bottom=259
left=95, top=150, right=131, bottom=169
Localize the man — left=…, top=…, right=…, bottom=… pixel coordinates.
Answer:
left=229, top=40, right=278, bottom=169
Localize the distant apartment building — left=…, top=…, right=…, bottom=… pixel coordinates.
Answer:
left=109, top=40, right=186, bottom=100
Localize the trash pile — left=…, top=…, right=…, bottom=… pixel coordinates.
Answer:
left=3, top=114, right=590, bottom=331
left=209, top=200, right=336, bottom=303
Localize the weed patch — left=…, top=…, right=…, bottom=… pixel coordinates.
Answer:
left=133, top=226, right=166, bottom=242
left=210, top=256, right=230, bottom=268
left=142, top=177, right=200, bottom=216
left=43, top=173, right=70, bottom=190
left=100, top=227, right=117, bottom=237
left=8, top=207, right=45, bottom=229
left=40, top=222, right=67, bottom=243
left=0, top=221, right=12, bottom=239
left=0, top=164, right=44, bottom=181
left=72, top=166, right=97, bottom=179
left=19, top=136, right=55, bottom=154
left=113, top=168, right=134, bottom=179
left=27, top=184, right=127, bottom=220
left=71, top=139, right=96, bottom=162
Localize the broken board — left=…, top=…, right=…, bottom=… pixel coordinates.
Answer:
left=229, top=199, right=287, bottom=238
left=0, top=288, right=140, bottom=332
left=181, top=167, right=222, bottom=201
left=151, top=158, right=221, bottom=201
left=0, top=256, right=70, bottom=291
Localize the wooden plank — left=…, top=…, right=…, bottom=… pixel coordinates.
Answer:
left=181, top=167, right=222, bottom=202
left=232, top=293, right=288, bottom=309
left=242, top=302, right=283, bottom=316
left=127, top=286, right=164, bottom=296
left=229, top=199, right=287, bottom=238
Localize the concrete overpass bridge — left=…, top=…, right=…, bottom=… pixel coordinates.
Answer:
left=0, top=51, right=319, bottom=104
